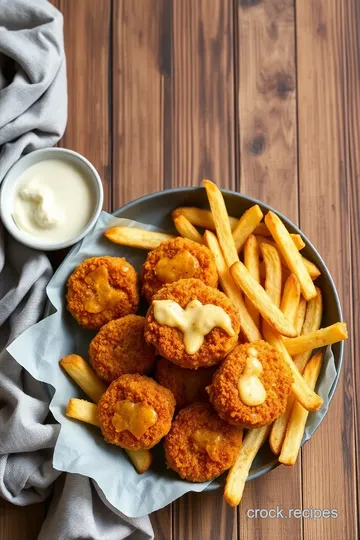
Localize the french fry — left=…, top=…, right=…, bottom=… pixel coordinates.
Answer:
left=126, top=448, right=153, bottom=474
left=60, top=354, right=107, bottom=403
left=173, top=215, right=203, bottom=244
left=279, top=352, right=324, bottom=465
left=280, top=275, right=301, bottom=326
left=264, top=211, right=317, bottom=300
left=224, top=425, right=271, bottom=506
left=254, top=222, right=271, bottom=236
left=203, top=180, right=239, bottom=267
left=284, top=322, right=348, bottom=356
left=293, top=289, right=323, bottom=372
left=66, top=398, right=153, bottom=473
left=230, top=261, right=297, bottom=337
left=262, top=323, right=323, bottom=411
left=244, top=234, right=260, bottom=327
left=232, top=205, right=264, bottom=252
left=294, top=297, right=307, bottom=335
left=66, top=398, right=100, bottom=427
left=260, top=243, right=282, bottom=308
left=269, top=277, right=300, bottom=454
left=256, top=234, right=305, bottom=251
left=172, top=207, right=238, bottom=231
left=269, top=397, right=295, bottom=455
left=257, top=238, right=319, bottom=281
left=104, top=226, right=174, bottom=250
left=204, top=231, right=262, bottom=342
left=302, top=258, right=321, bottom=280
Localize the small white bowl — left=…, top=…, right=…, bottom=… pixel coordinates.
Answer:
left=0, top=148, right=104, bottom=251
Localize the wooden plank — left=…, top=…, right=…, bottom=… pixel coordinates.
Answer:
left=0, top=500, right=45, bottom=540
left=346, top=0, right=360, bottom=528
left=296, top=1, right=358, bottom=539
left=112, top=1, right=172, bottom=537
left=170, top=1, right=237, bottom=538
left=236, top=1, right=302, bottom=539
left=112, top=0, right=166, bottom=207
left=171, top=0, right=236, bottom=190
left=58, top=0, right=112, bottom=210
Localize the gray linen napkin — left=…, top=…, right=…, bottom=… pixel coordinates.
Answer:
left=0, top=1, right=153, bottom=538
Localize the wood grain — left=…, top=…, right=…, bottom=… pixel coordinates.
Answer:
left=346, top=0, right=360, bottom=529
left=112, top=0, right=167, bottom=207
left=58, top=0, right=112, bottom=210
left=236, top=1, right=302, bottom=539
left=170, top=1, right=237, bottom=538
left=0, top=500, right=45, bottom=540
left=296, top=1, right=358, bottom=539
left=171, top=0, right=236, bottom=189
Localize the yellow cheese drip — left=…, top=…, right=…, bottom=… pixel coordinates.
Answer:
left=238, top=351, right=266, bottom=406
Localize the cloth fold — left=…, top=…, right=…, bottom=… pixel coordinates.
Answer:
left=0, top=1, right=153, bottom=538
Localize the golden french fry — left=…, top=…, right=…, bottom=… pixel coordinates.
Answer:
left=203, top=180, right=239, bottom=267
left=232, top=205, right=264, bottom=252
left=254, top=223, right=271, bottom=236
left=244, top=234, right=260, bottom=328
left=125, top=448, right=153, bottom=474
left=60, top=354, right=107, bottom=404
left=173, top=215, right=203, bottom=244
left=280, top=274, right=301, bottom=326
left=224, top=425, right=271, bottom=506
left=264, top=211, right=317, bottom=300
left=263, top=323, right=323, bottom=411
left=279, top=352, right=324, bottom=465
left=66, top=398, right=100, bottom=427
left=302, top=258, right=321, bottom=280
left=66, top=399, right=152, bottom=473
left=104, top=226, right=174, bottom=250
left=284, top=322, right=348, bottom=356
left=269, top=396, right=295, bottom=454
left=260, top=243, right=282, bottom=308
left=204, top=231, right=261, bottom=342
left=172, top=207, right=238, bottom=231
left=256, top=234, right=305, bottom=251
left=294, top=297, right=307, bottom=335
left=293, top=289, right=323, bottom=372
left=230, top=261, right=297, bottom=337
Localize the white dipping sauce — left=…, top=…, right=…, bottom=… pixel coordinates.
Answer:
left=12, top=159, right=96, bottom=244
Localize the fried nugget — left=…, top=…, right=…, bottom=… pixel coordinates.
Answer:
left=141, top=237, right=218, bottom=303
left=155, top=357, right=215, bottom=409
left=144, top=279, right=240, bottom=369
left=89, top=315, right=157, bottom=383
left=207, top=341, right=293, bottom=428
left=97, top=374, right=175, bottom=450
left=66, top=256, right=139, bottom=330
left=164, top=402, right=243, bottom=482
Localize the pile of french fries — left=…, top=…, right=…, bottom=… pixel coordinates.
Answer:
left=79, top=180, right=347, bottom=505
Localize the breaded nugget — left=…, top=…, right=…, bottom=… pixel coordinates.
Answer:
left=207, top=341, right=293, bottom=428
left=141, top=237, right=218, bottom=303
left=155, top=357, right=216, bottom=409
left=164, top=402, right=243, bottom=482
left=89, top=315, right=156, bottom=383
left=67, top=256, right=139, bottom=330
left=97, top=374, right=175, bottom=450
left=144, top=279, right=240, bottom=369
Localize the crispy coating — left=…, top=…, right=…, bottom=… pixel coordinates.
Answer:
left=155, top=357, right=216, bottom=409
left=141, top=237, right=218, bottom=303
left=89, top=315, right=157, bottom=383
left=144, top=279, right=240, bottom=369
left=66, top=256, right=139, bottom=330
left=97, top=374, right=175, bottom=450
left=164, top=402, right=243, bottom=482
left=207, top=341, right=293, bottom=428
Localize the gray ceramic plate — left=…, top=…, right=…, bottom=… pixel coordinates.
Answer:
left=46, top=186, right=344, bottom=486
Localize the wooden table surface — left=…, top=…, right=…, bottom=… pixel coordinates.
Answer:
left=1, top=1, right=359, bottom=539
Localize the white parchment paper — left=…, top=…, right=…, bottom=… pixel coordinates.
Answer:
left=7, top=211, right=338, bottom=517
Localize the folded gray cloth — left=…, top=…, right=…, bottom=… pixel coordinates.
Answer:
left=0, top=1, right=153, bottom=538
